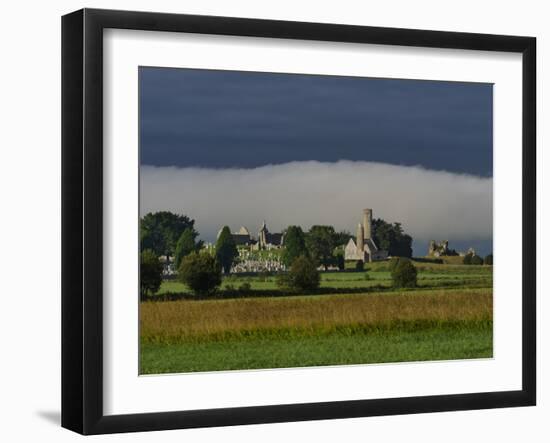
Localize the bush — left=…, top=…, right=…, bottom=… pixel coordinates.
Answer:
left=464, top=253, right=483, bottom=265
left=484, top=254, right=493, bottom=265
left=355, top=260, right=364, bottom=272
left=388, top=257, right=400, bottom=273
left=140, top=249, right=164, bottom=298
left=390, top=257, right=417, bottom=288
left=238, top=282, right=252, bottom=292
left=178, top=252, right=222, bottom=296
left=276, top=256, right=320, bottom=292
left=470, top=254, right=484, bottom=265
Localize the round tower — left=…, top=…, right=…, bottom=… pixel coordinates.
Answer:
left=356, top=223, right=364, bottom=253
left=363, top=208, right=373, bottom=240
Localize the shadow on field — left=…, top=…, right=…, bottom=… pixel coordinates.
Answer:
left=143, top=279, right=491, bottom=302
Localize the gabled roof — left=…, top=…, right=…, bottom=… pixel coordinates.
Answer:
left=237, top=226, right=250, bottom=235
left=364, top=238, right=379, bottom=252
left=345, top=238, right=357, bottom=248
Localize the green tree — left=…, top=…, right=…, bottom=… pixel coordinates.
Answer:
left=390, top=257, right=417, bottom=288
left=174, top=228, right=199, bottom=269
left=484, top=254, right=493, bottom=265
left=139, top=225, right=163, bottom=257
left=463, top=253, right=473, bottom=265
left=140, top=249, right=163, bottom=298
left=215, top=226, right=238, bottom=274
left=306, top=225, right=336, bottom=270
left=178, top=252, right=222, bottom=296
left=140, top=211, right=201, bottom=257
left=355, top=259, right=364, bottom=272
left=371, top=219, right=413, bottom=258
left=281, top=225, right=308, bottom=267
left=333, top=230, right=353, bottom=247
left=277, top=256, right=320, bottom=292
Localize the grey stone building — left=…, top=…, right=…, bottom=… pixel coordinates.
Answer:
left=344, top=208, right=388, bottom=262
left=231, top=226, right=255, bottom=246
left=219, top=221, right=284, bottom=250
left=255, top=221, right=284, bottom=250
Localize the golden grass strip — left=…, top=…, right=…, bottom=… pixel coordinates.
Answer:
left=140, top=288, right=492, bottom=344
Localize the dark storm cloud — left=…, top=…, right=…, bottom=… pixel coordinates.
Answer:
left=139, top=67, right=493, bottom=176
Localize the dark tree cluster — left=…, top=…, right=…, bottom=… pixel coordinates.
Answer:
left=140, top=211, right=202, bottom=257
left=281, top=225, right=348, bottom=270
left=463, top=253, right=487, bottom=265
left=306, top=225, right=337, bottom=271
left=139, top=211, right=204, bottom=297
left=281, top=226, right=308, bottom=267
left=332, top=231, right=353, bottom=247
left=371, top=218, right=413, bottom=258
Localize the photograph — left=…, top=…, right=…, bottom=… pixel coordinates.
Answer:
left=138, top=67, right=494, bottom=375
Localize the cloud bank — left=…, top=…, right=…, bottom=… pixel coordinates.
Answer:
left=140, top=161, right=492, bottom=253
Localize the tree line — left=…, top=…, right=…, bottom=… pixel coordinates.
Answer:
left=139, top=211, right=415, bottom=298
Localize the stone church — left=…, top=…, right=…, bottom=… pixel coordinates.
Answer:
left=344, top=208, right=388, bottom=262
left=220, top=221, right=284, bottom=250
left=255, top=221, right=284, bottom=250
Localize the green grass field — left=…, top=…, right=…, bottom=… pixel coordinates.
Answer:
left=140, top=261, right=493, bottom=374
left=141, top=324, right=492, bottom=373
left=156, top=262, right=492, bottom=295
left=158, top=272, right=491, bottom=293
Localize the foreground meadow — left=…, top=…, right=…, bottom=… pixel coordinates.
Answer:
left=140, top=276, right=493, bottom=374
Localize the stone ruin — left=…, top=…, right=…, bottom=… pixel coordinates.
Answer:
left=428, top=240, right=467, bottom=257
left=428, top=240, right=450, bottom=257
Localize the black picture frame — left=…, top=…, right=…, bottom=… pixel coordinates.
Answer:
left=61, top=8, right=536, bottom=435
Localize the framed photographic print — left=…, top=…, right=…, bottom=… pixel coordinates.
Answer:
left=61, top=8, right=536, bottom=435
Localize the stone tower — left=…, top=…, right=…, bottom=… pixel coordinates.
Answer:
left=363, top=208, right=373, bottom=240
left=258, top=221, right=268, bottom=250
left=356, top=223, right=364, bottom=252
